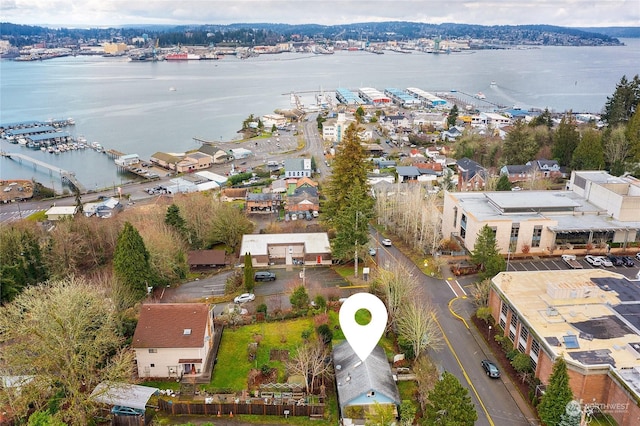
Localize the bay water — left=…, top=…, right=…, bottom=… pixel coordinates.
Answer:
left=1, top=39, right=639, bottom=191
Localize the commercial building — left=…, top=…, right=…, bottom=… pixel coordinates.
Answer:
left=488, top=270, right=640, bottom=425
left=442, top=171, right=640, bottom=255
left=239, top=233, right=331, bottom=267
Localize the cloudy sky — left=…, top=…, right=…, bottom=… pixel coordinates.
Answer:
left=2, top=0, right=639, bottom=28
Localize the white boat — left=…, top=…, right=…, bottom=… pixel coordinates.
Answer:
left=77, top=135, right=87, bottom=143
left=91, top=142, right=104, bottom=152
left=475, top=92, right=486, bottom=99
left=490, top=81, right=497, bottom=86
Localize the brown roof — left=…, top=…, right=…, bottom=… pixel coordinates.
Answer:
left=222, top=188, right=248, bottom=199
left=295, top=176, right=318, bottom=188
left=132, top=303, right=210, bottom=349
left=415, top=162, right=443, bottom=172
left=188, top=249, right=226, bottom=266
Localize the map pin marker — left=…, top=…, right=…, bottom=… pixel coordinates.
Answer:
left=339, top=293, right=388, bottom=362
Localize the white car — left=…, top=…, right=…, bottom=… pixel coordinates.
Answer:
left=595, top=256, right=613, bottom=267
left=584, top=255, right=602, bottom=266
left=381, top=238, right=392, bottom=247
left=368, top=247, right=377, bottom=256
left=234, top=293, right=255, bottom=304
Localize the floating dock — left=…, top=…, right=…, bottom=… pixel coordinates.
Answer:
left=0, top=151, right=86, bottom=193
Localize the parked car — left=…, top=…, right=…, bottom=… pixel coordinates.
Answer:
left=636, top=253, right=640, bottom=261
left=607, top=254, right=624, bottom=266
left=369, top=247, right=377, bottom=256
left=596, top=256, right=613, bottom=267
left=234, top=293, right=255, bottom=304
left=621, top=256, right=635, bottom=267
left=481, top=359, right=500, bottom=378
left=381, top=238, right=392, bottom=247
left=584, top=255, right=602, bottom=266
left=254, top=271, right=276, bottom=282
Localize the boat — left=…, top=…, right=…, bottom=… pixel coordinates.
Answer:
left=165, top=52, right=200, bottom=61
left=91, top=142, right=104, bottom=152
left=475, top=92, right=486, bottom=99
left=169, top=87, right=177, bottom=91
left=490, top=81, right=497, bottom=86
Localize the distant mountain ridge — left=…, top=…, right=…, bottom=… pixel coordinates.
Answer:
left=0, top=21, right=631, bottom=48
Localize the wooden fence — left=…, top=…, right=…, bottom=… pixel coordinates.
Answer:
left=157, top=398, right=324, bottom=417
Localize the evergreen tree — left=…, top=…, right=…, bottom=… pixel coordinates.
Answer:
left=503, top=120, right=538, bottom=164
left=552, top=113, right=580, bottom=166
left=571, top=128, right=605, bottom=170
left=602, top=74, right=640, bottom=126
left=529, top=108, right=553, bottom=129
left=447, top=104, right=459, bottom=128
left=496, top=174, right=512, bottom=191
left=165, top=203, right=186, bottom=231
left=626, top=108, right=640, bottom=165
left=537, top=357, right=574, bottom=426
left=113, top=221, right=154, bottom=300
left=470, top=225, right=506, bottom=280
left=423, top=371, right=477, bottom=425
left=323, top=123, right=371, bottom=220
left=290, top=285, right=310, bottom=310
left=0, top=225, right=48, bottom=303
left=243, top=252, right=255, bottom=293
left=330, top=183, right=375, bottom=261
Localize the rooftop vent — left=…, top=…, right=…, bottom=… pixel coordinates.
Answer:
left=183, top=329, right=192, bottom=335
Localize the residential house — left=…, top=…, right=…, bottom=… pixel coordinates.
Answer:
left=500, top=164, right=533, bottom=183
left=441, top=126, right=463, bottom=141
left=270, top=178, right=288, bottom=194
left=246, top=192, right=282, bottom=213
left=361, top=144, right=385, bottom=156
left=415, top=162, right=443, bottom=177
left=294, top=176, right=318, bottom=192
left=132, top=303, right=215, bottom=379
left=456, top=157, right=487, bottom=191
left=150, top=152, right=181, bottom=170
left=239, top=233, right=332, bottom=267
left=528, top=159, right=564, bottom=179
left=187, top=250, right=226, bottom=269
left=396, top=166, right=421, bottom=183
left=333, top=342, right=401, bottom=422
left=284, top=158, right=312, bottom=178
left=413, top=112, right=447, bottom=129
left=287, top=186, right=319, bottom=214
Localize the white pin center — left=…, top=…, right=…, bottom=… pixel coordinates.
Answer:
left=339, top=293, right=388, bottom=362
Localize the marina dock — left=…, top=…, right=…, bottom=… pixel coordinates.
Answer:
left=0, top=151, right=86, bottom=193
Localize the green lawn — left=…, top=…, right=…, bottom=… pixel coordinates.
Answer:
left=211, top=317, right=317, bottom=391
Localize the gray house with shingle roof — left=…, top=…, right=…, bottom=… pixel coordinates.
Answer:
left=333, top=341, right=400, bottom=421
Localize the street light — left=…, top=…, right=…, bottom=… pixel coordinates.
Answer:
left=488, top=325, right=492, bottom=340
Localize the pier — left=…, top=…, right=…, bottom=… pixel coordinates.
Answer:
left=0, top=151, right=86, bottom=193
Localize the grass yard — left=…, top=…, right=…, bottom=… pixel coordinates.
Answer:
left=210, top=317, right=318, bottom=391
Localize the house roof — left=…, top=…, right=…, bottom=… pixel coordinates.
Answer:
left=187, top=250, right=226, bottom=266
left=296, top=176, right=318, bottom=188
left=284, top=158, right=308, bottom=171
left=333, top=342, right=401, bottom=410
left=502, top=164, right=532, bottom=174
left=221, top=188, right=248, bottom=199
left=151, top=152, right=181, bottom=163
left=456, top=157, right=486, bottom=180
left=239, top=233, right=331, bottom=257
left=132, top=304, right=210, bottom=349
left=45, top=205, right=77, bottom=215
left=396, top=166, right=421, bottom=177
left=186, top=151, right=213, bottom=161
left=415, top=162, right=443, bottom=172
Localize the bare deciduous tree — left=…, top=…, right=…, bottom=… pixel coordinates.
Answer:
left=413, top=354, right=441, bottom=411
left=396, top=300, right=442, bottom=359
left=286, top=341, right=333, bottom=394
left=373, top=263, right=419, bottom=333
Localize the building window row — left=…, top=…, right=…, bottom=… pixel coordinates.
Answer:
left=532, top=226, right=542, bottom=247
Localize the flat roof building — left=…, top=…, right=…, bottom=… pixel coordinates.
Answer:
left=489, top=269, right=640, bottom=425
left=442, top=171, right=640, bottom=255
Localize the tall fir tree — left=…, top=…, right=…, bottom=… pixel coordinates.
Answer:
left=496, top=174, right=512, bottom=191
left=470, top=225, right=506, bottom=280
left=571, top=128, right=605, bottom=170
left=603, top=74, right=640, bottom=126
left=323, top=123, right=371, bottom=220
left=447, top=104, right=459, bottom=128
left=424, top=371, right=477, bottom=425
left=552, top=113, right=580, bottom=167
left=113, top=221, right=154, bottom=300
left=537, top=357, right=574, bottom=426
left=503, top=120, right=539, bottom=164
left=330, top=182, right=375, bottom=261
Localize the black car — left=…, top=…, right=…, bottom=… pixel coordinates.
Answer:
left=481, top=359, right=500, bottom=378
left=254, top=271, right=276, bottom=282
left=607, top=254, right=624, bottom=266
left=621, top=256, right=635, bottom=267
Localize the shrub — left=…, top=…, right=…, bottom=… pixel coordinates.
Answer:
left=476, top=306, right=493, bottom=323
left=313, top=295, right=327, bottom=310
left=316, top=324, right=333, bottom=345
left=256, top=303, right=267, bottom=315
left=260, top=364, right=271, bottom=376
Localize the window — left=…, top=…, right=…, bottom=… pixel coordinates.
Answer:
left=453, top=207, right=458, bottom=228
left=460, top=213, right=467, bottom=239
left=501, top=303, right=508, bottom=316
left=510, top=314, right=518, bottom=328
left=531, top=339, right=540, bottom=356
left=532, top=226, right=542, bottom=248
left=510, top=224, right=520, bottom=247
left=520, top=325, right=528, bottom=342
left=148, top=348, right=157, bottom=354
left=150, top=363, right=155, bottom=368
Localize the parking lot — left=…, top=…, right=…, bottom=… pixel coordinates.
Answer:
left=506, top=255, right=640, bottom=279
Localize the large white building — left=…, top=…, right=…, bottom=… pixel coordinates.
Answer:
left=442, top=171, right=640, bottom=254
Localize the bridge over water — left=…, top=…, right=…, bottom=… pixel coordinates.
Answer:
left=0, top=151, right=86, bottom=193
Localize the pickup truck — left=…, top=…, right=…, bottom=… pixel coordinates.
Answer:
left=562, top=254, right=583, bottom=269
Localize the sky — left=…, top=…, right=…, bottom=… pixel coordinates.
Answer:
left=1, top=0, right=639, bottom=29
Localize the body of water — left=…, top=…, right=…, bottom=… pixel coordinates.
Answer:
left=1, top=39, right=639, bottom=191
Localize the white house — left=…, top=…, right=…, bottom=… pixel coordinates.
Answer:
left=45, top=205, right=78, bottom=221
left=132, top=303, right=215, bottom=379
left=284, top=158, right=312, bottom=178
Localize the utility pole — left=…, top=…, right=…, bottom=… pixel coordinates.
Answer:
left=354, top=211, right=360, bottom=278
